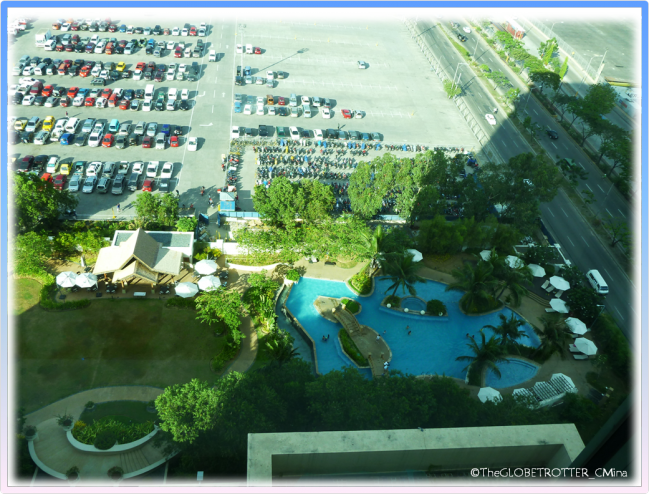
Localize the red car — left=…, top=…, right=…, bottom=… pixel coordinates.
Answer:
left=59, top=96, right=71, bottom=107
left=142, top=178, right=154, bottom=192
left=254, top=46, right=261, bottom=54
left=85, top=97, right=96, bottom=106
left=108, top=24, right=118, bottom=32
left=341, top=109, right=352, bottom=119
left=189, top=27, right=197, bottom=36
left=142, top=136, right=152, bottom=148
left=119, top=99, right=129, bottom=110
left=65, top=44, right=75, bottom=52
left=135, top=62, right=146, bottom=71
left=174, top=47, right=183, bottom=58
left=71, top=34, right=80, bottom=44
left=55, top=43, right=65, bottom=52
left=146, top=61, right=156, bottom=72
left=67, top=87, right=79, bottom=98
left=41, top=173, right=53, bottom=184
left=277, top=96, right=286, bottom=106
left=170, top=135, right=179, bottom=147
left=64, top=59, right=73, bottom=67
left=71, top=22, right=80, bottom=31
left=53, top=174, right=66, bottom=190
left=102, top=134, right=114, bottom=148
left=101, top=88, right=113, bottom=99
left=42, top=85, right=54, bottom=97
left=80, top=66, right=91, bottom=77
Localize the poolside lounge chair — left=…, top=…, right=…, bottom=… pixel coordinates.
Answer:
left=568, top=344, right=581, bottom=353
left=545, top=284, right=556, bottom=292
left=545, top=308, right=556, bottom=313
left=573, top=354, right=589, bottom=360
left=541, top=280, right=550, bottom=290
left=555, top=290, right=564, bottom=298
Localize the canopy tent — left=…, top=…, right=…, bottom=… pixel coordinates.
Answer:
left=175, top=282, right=199, bottom=298
left=198, top=275, right=221, bottom=292
left=549, top=276, right=570, bottom=291
left=505, top=255, right=524, bottom=269
left=479, top=250, right=492, bottom=261
left=75, top=273, right=98, bottom=288
left=565, top=317, right=588, bottom=335
left=407, top=249, right=423, bottom=263
left=195, top=259, right=219, bottom=275
left=527, top=264, right=546, bottom=277
left=574, top=338, right=598, bottom=356
left=550, top=373, right=577, bottom=394
left=550, top=298, right=569, bottom=313
left=477, top=387, right=502, bottom=403
left=56, top=271, right=77, bottom=288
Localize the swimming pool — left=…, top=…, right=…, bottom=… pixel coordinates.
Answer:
left=400, top=297, right=427, bottom=312
left=485, top=359, right=539, bottom=389
left=285, top=277, right=541, bottom=380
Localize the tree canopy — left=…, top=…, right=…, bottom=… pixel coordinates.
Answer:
left=195, top=289, right=248, bottom=345
left=133, top=192, right=179, bottom=229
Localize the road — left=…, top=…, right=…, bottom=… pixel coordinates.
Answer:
left=411, top=19, right=635, bottom=341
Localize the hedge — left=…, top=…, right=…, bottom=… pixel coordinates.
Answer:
left=341, top=299, right=360, bottom=314
left=349, top=268, right=372, bottom=295
left=73, top=418, right=154, bottom=447
left=165, top=297, right=197, bottom=309
left=338, top=328, right=369, bottom=367
left=384, top=295, right=401, bottom=308
left=39, top=283, right=91, bottom=311
left=426, top=299, right=447, bottom=315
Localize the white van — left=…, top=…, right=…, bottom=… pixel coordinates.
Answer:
left=246, top=43, right=253, bottom=54
left=144, top=84, right=155, bottom=101
left=44, top=39, right=56, bottom=51
left=65, top=118, right=80, bottom=133
left=303, top=104, right=312, bottom=118
left=586, top=270, right=609, bottom=295
left=209, top=50, right=217, bottom=62
left=35, top=63, right=48, bottom=76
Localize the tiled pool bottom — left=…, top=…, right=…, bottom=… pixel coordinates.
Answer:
left=285, top=277, right=541, bottom=382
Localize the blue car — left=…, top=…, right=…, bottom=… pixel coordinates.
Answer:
left=234, top=101, right=242, bottom=113
left=161, top=124, right=170, bottom=136
left=60, top=133, right=74, bottom=145
left=119, top=24, right=127, bottom=33
left=78, top=88, right=90, bottom=97
left=147, top=38, right=155, bottom=47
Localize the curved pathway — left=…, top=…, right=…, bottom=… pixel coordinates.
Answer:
left=26, top=386, right=170, bottom=481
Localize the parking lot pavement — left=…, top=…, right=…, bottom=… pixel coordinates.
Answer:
left=10, top=12, right=479, bottom=217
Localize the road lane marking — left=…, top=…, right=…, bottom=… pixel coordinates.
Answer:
left=597, top=184, right=604, bottom=193
left=533, top=109, right=538, bottom=115
left=560, top=207, right=569, bottom=217
left=585, top=183, right=593, bottom=191
left=581, top=236, right=589, bottom=247
left=614, top=306, right=624, bottom=320
left=548, top=208, right=555, bottom=217
left=618, top=209, right=626, bottom=218
left=552, top=142, right=557, bottom=149
left=629, top=304, right=636, bottom=315
left=212, top=105, right=214, bottom=113
left=567, top=236, right=575, bottom=246
left=606, top=208, right=612, bottom=217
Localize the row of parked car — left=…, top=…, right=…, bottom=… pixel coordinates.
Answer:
left=231, top=125, right=382, bottom=141
left=53, top=19, right=208, bottom=38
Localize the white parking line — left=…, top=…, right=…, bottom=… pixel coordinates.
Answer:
left=533, top=109, right=538, bottom=115
left=604, top=268, right=613, bottom=280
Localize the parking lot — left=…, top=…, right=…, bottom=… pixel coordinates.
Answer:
left=9, top=10, right=479, bottom=218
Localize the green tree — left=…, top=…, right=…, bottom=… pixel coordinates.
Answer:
left=13, top=232, right=53, bottom=276
left=155, top=379, right=219, bottom=444
left=75, top=230, right=109, bottom=254
left=494, top=31, right=522, bottom=52
left=446, top=261, right=499, bottom=313
left=564, top=286, right=604, bottom=325
left=176, top=217, right=198, bottom=232
left=522, top=115, right=542, bottom=138
left=195, top=289, right=248, bottom=345
left=265, top=331, right=300, bottom=367
left=600, top=133, right=631, bottom=177
left=358, top=224, right=385, bottom=274
left=483, top=313, right=528, bottom=350
left=538, top=38, right=558, bottom=59
left=479, top=64, right=491, bottom=73
left=455, top=329, right=509, bottom=386
left=595, top=122, right=628, bottom=165
left=348, top=155, right=399, bottom=219
left=487, top=70, right=510, bottom=89
left=494, top=265, right=532, bottom=307
left=382, top=251, right=426, bottom=297
left=579, top=83, right=618, bottom=119
left=13, top=173, right=78, bottom=233
left=417, top=215, right=466, bottom=255
left=505, top=87, right=521, bottom=105
left=604, top=217, right=630, bottom=250
left=296, top=179, right=335, bottom=222
left=133, top=192, right=160, bottom=228
left=553, top=93, right=579, bottom=123
left=559, top=57, right=569, bottom=81
left=443, top=78, right=462, bottom=99
left=158, top=193, right=180, bottom=227
left=534, top=314, right=571, bottom=359
left=557, top=158, right=589, bottom=187
left=529, top=70, right=560, bottom=93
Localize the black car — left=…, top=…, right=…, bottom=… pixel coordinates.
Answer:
left=53, top=86, right=66, bottom=97
left=123, top=89, right=134, bottom=101
left=145, top=46, right=154, bottom=55
left=134, top=27, right=143, bottom=34
left=277, top=107, right=290, bottom=116
left=172, top=126, right=183, bottom=136
left=75, top=44, right=85, bottom=53
left=115, top=135, right=127, bottom=149
left=109, top=71, right=120, bottom=81
left=234, top=75, right=243, bottom=86
left=457, top=34, right=468, bottom=42
left=91, top=78, right=105, bottom=86
left=179, top=100, right=190, bottom=111
left=134, top=89, right=145, bottom=99
left=143, top=70, right=153, bottom=80
left=546, top=129, right=559, bottom=139
left=186, top=72, right=197, bottom=82
left=301, top=129, right=311, bottom=138
left=258, top=125, right=268, bottom=136
left=154, top=71, right=164, bottom=82
left=34, top=96, right=46, bottom=106
left=155, top=99, right=165, bottom=111
left=34, top=155, right=49, bottom=170
left=153, top=25, right=162, bottom=35
left=10, top=130, right=21, bottom=144
left=21, top=131, right=35, bottom=143
left=121, top=70, right=133, bottom=79
left=73, top=58, right=85, bottom=66
left=128, top=134, right=139, bottom=146
left=68, top=65, right=81, bottom=76
left=74, top=133, right=88, bottom=146
left=13, top=93, right=24, bottom=104
left=115, top=46, right=124, bottom=55
left=326, top=129, right=338, bottom=139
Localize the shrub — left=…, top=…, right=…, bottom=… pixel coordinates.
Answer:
left=544, top=264, right=556, bottom=276
left=39, top=283, right=91, bottom=311
left=84, top=401, right=94, bottom=409
left=23, top=425, right=37, bottom=438
left=194, top=246, right=222, bottom=261
left=94, top=430, right=117, bottom=450
left=165, top=297, right=196, bottom=309
left=107, top=466, right=124, bottom=480
left=56, top=413, right=74, bottom=428
left=210, top=343, right=240, bottom=373
left=66, top=466, right=80, bottom=480
left=72, top=421, right=87, bottom=435
left=338, top=328, right=369, bottom=367
left=147, top=400, right=156, bottom=409
left=286, top=269, right=300, bottom=282
left=591, top=314, right=631, bottom=380
left=384, top=295, right=401, bottom=308
left=349, top=269, right=372, bottom=295
left=341, top=298, right=360, bottom=314
left=73, top=418, right=153, bottom=446
left=426, top=299, right=447, bottom=315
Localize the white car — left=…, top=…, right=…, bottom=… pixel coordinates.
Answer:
left=95, top=97, right=107, bottom=108
left=61, top=22, right=71, bottom=31
left=243, top=104, right=252, bottom=115
left=46, top=156, right=59, bottom=174
left=22, top=94, right=36, bottom=105
left=268, top=106, right=276, bottom=116
left=19, top=77, right=38, bottom=86
left=86, top=161, right=103, bottom=176
left=22, top=66, right=34, bottom=76
left=187, top=137, right=198, bottom=151
left=266, top=70, right=274, bottom=80
left=9, top=84, right=19, bottom=96
left=169, top=88, right=178, bottom=101
left=91, top=122, right=104, bottom=136
left=166, top=67, right=175, bottom=80
left=314, top=129, right=324, bottom=139
left=133, top=69, right=143, bottom=81
left=301, top=95, right=310, bottom=105
left=172, top=26, right=180, bottom=36
left=142, top=100, right=152, bottom=112
left=132, top=161, right=144, bottom=174
left=355, top=110, right=364, bottom=119
left=256, top=96, right=265, bottom=105
left=160, top=161, right=174, bottom=178
left=181, top=28, right=189, bottom=36
left=256, top=104, right=264, bottom=115
left=91, top=65, right=102, bottom=77
left=88, top=134, right=102, bottom=147
left=34, top=131, right=50, bottom=145
left=358, top=60, right=367, bottom=69
left=230, top=126, right=241, bottom=139
left=73, top=95, right=84, bottom=106
left=236, top=44, right=243, bottom=53
left=321, top=107, right=331, bottom=119
left=166, top=100, right=176, bottom=111
left=463, top=26, right=471, bottom=33
left=485, top=113, right=497, bottom=126
left=99, top=69, right=108, bottom=79
left=146, top=161, right=159, bottom=177
left=166, top=40, right=175, bottom=50
left=178, top=64, right=187, bottom=73
left=289, top=126, right=300, bottom=141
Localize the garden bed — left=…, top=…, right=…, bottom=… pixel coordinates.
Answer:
left=338, top=328, right=369, bottom=368
left=341, top=298, right=361, bottom=315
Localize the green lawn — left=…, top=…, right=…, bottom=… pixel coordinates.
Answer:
left=79, top=400, right=154, bottom=425
left=13, top=278, right=41, bottom=316
left=15, top=279, right=226, bottom=413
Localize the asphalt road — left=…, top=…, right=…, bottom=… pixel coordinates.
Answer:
left=412, top=18, right=635, bottom=341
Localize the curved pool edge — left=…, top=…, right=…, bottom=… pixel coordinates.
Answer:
left=485, top=357, right=540, bottom=390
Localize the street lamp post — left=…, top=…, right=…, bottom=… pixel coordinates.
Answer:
left=452, top=62, right=469, bottom=91
left=588, top=304, right=607, bottom=331
left=473, top=38, right=479, bottom=58
left=580, top=55, right=598, bottom=84
left=596, top=48, right=609, bottom=80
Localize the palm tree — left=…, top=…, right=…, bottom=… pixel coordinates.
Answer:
left=382, top=251, right=426, bottom=297
left=483, top=313, right=528, bottom=352
left=534, top=313, right=571, bottom=359
left=456, top=330, right=509, bottom=386
left=359, top=225, right=384, bottom=276
left=494, top=266, right=533, bottom=307
left=446, top=261, right=499, bottom=313
left=265, top=335, right=300, bottom=367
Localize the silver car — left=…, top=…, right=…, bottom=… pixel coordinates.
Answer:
left=68, top=174, right=82, bottom=192
left=146, top=122, right=158, bottom=137
left=82, top=175, right=97, bottom=193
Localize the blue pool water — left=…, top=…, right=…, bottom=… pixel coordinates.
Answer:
left=485, top=359, right=539, bottom=389
left=401, top=297, right=427, bottom=311
left=285, top=277, right=541, bottom=381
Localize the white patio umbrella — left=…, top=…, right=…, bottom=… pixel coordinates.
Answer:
left=565, top=317, right=588, bottom=335
left=527, top=264, right=546, bottom=277
left=550, top=276, right=570, bottom=291
left=574, top=338, right=598, bottom=356
left=505, top=255, right=524, bottom=269
left=175, top=282, right=199, bottom=298
left=407, top=249, right=423, bottom=263
left=75, top=273, right=98, bottom=288
left=479, top=250, right=492, bottom=261
left=550, top=298, right=569, bottom=313
left=56, top=271, right=77, bottom=288
left=550, top=373, right=577, bottom=391
left=195, top=259, right=219, bottom=275
left=477, top=387, right=502, bottom=403
left=198, top=275, right=221, bottom=292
